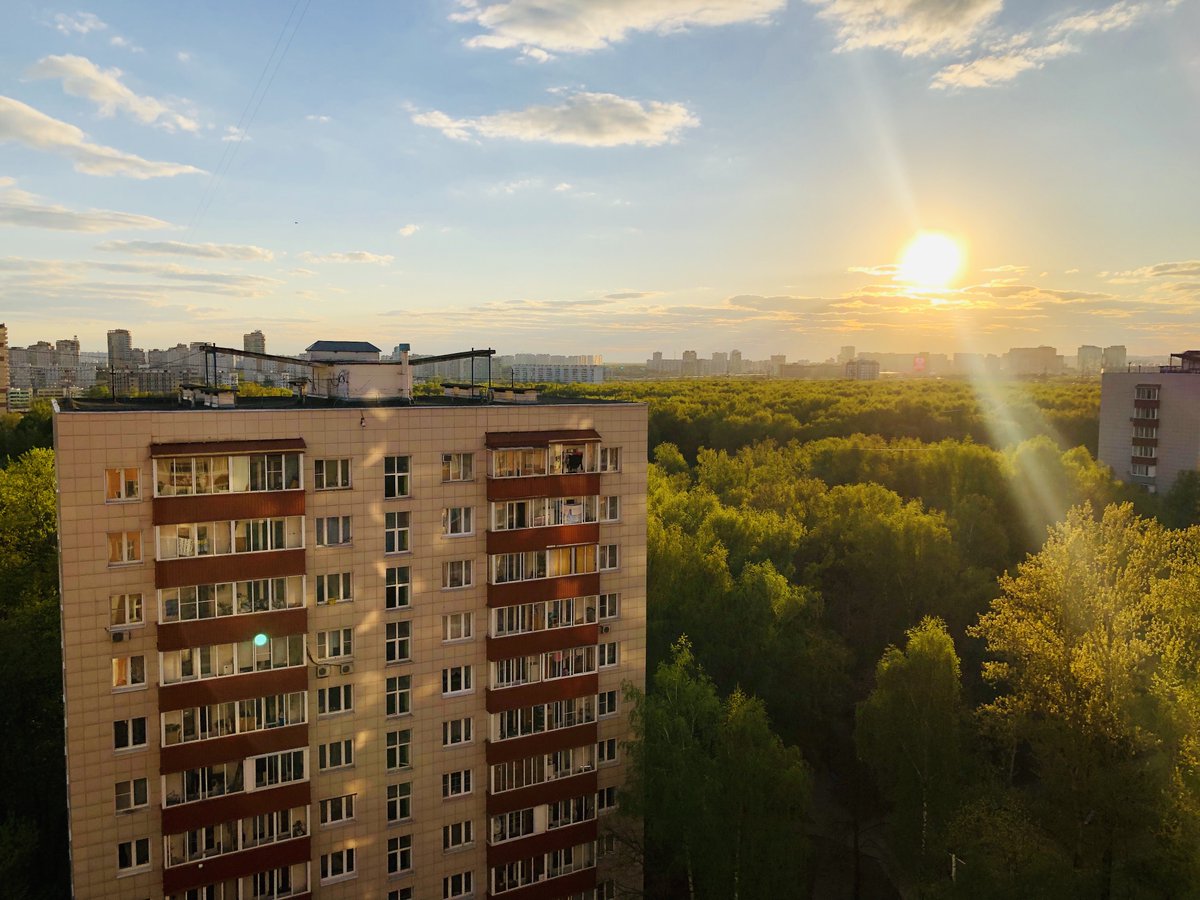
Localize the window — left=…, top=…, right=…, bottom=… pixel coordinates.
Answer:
left=442, top=665, right=473, bottom=696
left=1134, top=424, right=1158, bottom=438
left=442, top=559, right=474, bottom=589
left=386, top=511, right=411, bottom=554
left=384, top=455, right=411, bottom=499
left=442, top=769, right=472, bottom=798
left=319, top=793, right=355, bottom=825
left=444, top=871, right=473, bottom=899
left=115, top=778, right=148, bottom=813
left=598, top=593, right=619, bottom=619
left=443, top=506, right=474, bottom=536
left=599, top=446, right=621, bottom=472
left=386, top=728, right=411, bottom=770
left=318, top=684, right=353, bottom=716
left=598, top=786, right=617, bottom=813
left=443, top=612, right=473, bottom=642
left=442, top=452, right=473, bottom=482
left=316, top=515, right=352, bottom=546
left=598, top=690, right=618, bottom=717
left=114, top=716, right=147, bottom=751
left=1133, top=406, right=1159, bottom=420
left=599, top=642, right=619, bottom=668
left=107, top=531, right=141, bottom=566
left=386, top=675, right=412, bottom=717
left=318, top=739, right=354, bottom=771
left=1132, top=463, right=1157, bottom=477
left=1132, top=444, right=1157, bottom=458
left=386, top=621, right=412, bottom=664
left=314, top=458, right=351, bottom=490
left=443, top=717, right=473, bottom=746
left=110, top=593, right=144, bottom=629
left=316, top=572, right=352, bottom=605
left=1135, top=385, right=1160, bottom=400
left=316, top=627, right=353, bottom=661
left=389, top=890, right=414, bottom=900
left=385, top=565, right=411, bottom=610
left=105, top=467, right=139, bottom=502
left=117, top=837, right=150, bottom=873
left=387, top=782, right=412, bottom=823
left=599, top=834, right=617, bottom=857
left=600, top=496, right=620, bottom=521
left=599, top=544, right=619, bottom=570
left=597, top=880, right=617, bottom=900
left=598, top=738, right=618, bottom=764
left=443, top=820, right=474, bottom=850
left=253, top=749, right=306, bottom=789
left=388, top=835, right=413, bottom=875
left=320, top=847, right=356, bottom=884
left=112, top=655, right=145, bottom=690
left=491, top=447, right=547, bottom=478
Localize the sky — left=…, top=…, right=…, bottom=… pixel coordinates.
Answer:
left=1, top=0, right=1198, bottom=361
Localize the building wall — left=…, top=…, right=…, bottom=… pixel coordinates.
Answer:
left=1099, top=372, right=1200, bottom=492
left=56, top=402, right=646, bottom=899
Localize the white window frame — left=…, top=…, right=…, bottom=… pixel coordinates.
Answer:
left=317, top=684, right=353, bottom=716
left=599, top=446, right=621, bottom=472
left=387, top=674, right=412, bottom=717
left=598, top=690, right=619, bottom=718
left=444, top=871, right=473, bottom=899
left=388, top=834, right=413, bottom=875
left=319, top=793, right=356, bottom=825
left=385, top=511, right=411, bottom=554
left=600, top=495, right=620, bottom=522
left=318, top=739, right=355, bottom=771
left=442, top=506, right=474, bottom=536
left=443, top=612, right=473, bottom=643
left=385, top=565, right=411, bottom=610
left=110, top=592, right=144, bottom=629
left=316, top=515, right=352, bottom=547
left=115, top=777, right=148, bottom=813
left=442, top=665, right=473, bottom=697
left=319, top=847, right=357, bottom=885
left=387, top=728, right=412, bottom=770
left=107, top=530, right=142, bottom=566
left=599, top=642, right=619, bottom=668
left=114, top=716, right=147, bottom=751
left=599, top=544, right=619, bottom=571
left=386, top=620, right=412, bottom=664
left=442, top=559, right=474, bottom=590
left=384, top=455, right=411, bottom=499
left=387, top=782, right=412, bottom=823
left=112, top=655, right=146, bottom=691
left=442, top=452, right=473, bottom=482
left=316, top=572, right=352, bottom=605
left=442, top=717, right=473, bottom=747
left=598, top=786, right=617, bottom=814
left=442, top=820, right=474, bottom=851
left=598, top=593, right=619, bottom=620
left=314, top=458, right=351, bottom=490
left=442, top=768, right=473, bottom=798
left=316, top=627, right=353, bottom=661
left=598, top=737, right=619, bottom=765
left=105, top=466, right=140, bottom=502
left=116, top=837, right=151, bottom=874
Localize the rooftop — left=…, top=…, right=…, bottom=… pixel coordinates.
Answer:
left=305, top=340, right=382, bottom=353
left=55, top=392, right=630, bottom=413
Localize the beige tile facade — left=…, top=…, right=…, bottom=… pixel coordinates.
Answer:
left=55, top=401, right=646, bottom=900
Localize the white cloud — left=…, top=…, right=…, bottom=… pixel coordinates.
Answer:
left=0, top=95, right=203, bottom=177
left=177, top=51, right=192, bottom=63
left=397, top=224, right=420, bottom=237
left=53, top=12, right=106, bottom=35
left=1048, top=0, right=1152, bottom=38
left=0, top=178, right=170, bottom=231
left=806, top=0, right=1002, bottom=57
left=521, top=47, right=553, bottom=63
left=221, top=125, right=250, bottom=142
left=554, top=182, right=573, bottom=192
left=109, top=35, right=143, bottom=52
left=452, top=0, right=784, bottom=54
left=297, top=250, right=395, bottom=265
left=26, top=55, right=197, bottom=131
left=932, top=40, right=1075, bottom=89
left=305, top=114, right=331, bottom=123
left=95, top=240, right=275, bottom=261
left=412, top=90, right=698, bottom=147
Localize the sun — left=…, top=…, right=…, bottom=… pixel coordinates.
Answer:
left=898, top=232, right=964, bottom=288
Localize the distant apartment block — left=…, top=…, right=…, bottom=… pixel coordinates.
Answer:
left=511, top=364, right=605, bottom=384
left=53, top=350, right=645, bottom=900
left=0, top=323, right=8, bottom=408
left=845, top=358, right=880, bottom=380
left=1078, top=345, right=1103, bottom=376
left=1099, top=350, right=1200, bottom=493
left=109, top=329, right=135, bottom=370
left=1004, top=346, right=1063, bottom=376
left=1103, top=345, right=1128, bottom=372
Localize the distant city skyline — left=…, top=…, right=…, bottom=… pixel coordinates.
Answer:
left=2, top=2, right=1198, bottom=357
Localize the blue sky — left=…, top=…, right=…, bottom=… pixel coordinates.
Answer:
left=1, top=0, right=1198, bottom=360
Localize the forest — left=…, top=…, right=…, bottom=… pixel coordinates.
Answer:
left=4, top=382, right=1200, bottom=898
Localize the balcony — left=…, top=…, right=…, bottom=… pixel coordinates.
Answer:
left=487, top=473, right=601, bottom=503
left=487, top=673, right=599, bottom=714
left=488, top=574, right=601, bottom=608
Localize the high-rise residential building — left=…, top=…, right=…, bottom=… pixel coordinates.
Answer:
left=1099, top=350, right=1200, bottom=493
left=845, top=359, right=880, bottom=380
left=0, top=322, right=8, bottom=407
left=1103, top=345, right=1128, bottom=372
left=54, top=370, right=646, bottom=900
left=244, top=331, right=267, bottom=356
left=1005, top=346, right=1062, bottom=376
left=680, top=351, right=699, bottom=377
left=838, top=346, right=856, bottom=364
left=1077, top=345, right=1103, bottom=376
left=510, top=364, right=604, bottom=384
left=729, top=350, right=742, bottom=375
left=710, top=352, right=727, bottom=375
left=108, top=329, right=134, bottom=370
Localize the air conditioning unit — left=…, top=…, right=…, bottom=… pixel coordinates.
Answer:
left=339, top=663, right=354, bottom=675
left=599, top=625, right=610, bottom=634
left=111, top=631, right=125, bottom=642
left=315, top=665, right=330, bottom=678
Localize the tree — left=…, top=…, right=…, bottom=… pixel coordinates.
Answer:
left=970, top=503, right=1200, bottom=896
left=857, top=617, right=966, bottom=874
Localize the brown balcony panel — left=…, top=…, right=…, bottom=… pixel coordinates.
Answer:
left=486, top=866, right=596, bottom=900
left=162, top=836, right=311, bottom=895
left=487, top=819, right=599, bottom=869
left=156, top=548, right=306, bottom=590
left=485, top=429, right=601, bottom=449
left=1131, top=456, right=1156, bottom=467
left=487, top=524, right=599, bottom=554
left=160, top=724, right=308, bottom=775
left=1133, top=398, right=1160, bottom=409
left=151, top=438, right=307, bottom=458
left=487, top=723, right=598, bottom=765
left=488, top=574, right=601, bottom=609
left=158, top=607, right=308, bottom=653
left=487, top=674, right=599, bottom=715
left=160, top=666, right=308, bottom=712
left=161, top=781, right=310, bottom=834
left=1131, top=437, right=1159, bottom=447
left=486, top=771, right=598, bottom=817
left=487, top=624, right=599, bottom=661
left=487, top=473, right=601, bottom=502
left=153, top=490, right=304, bottom=526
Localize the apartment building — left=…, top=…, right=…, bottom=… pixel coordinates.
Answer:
left=1098, top=350, right=1200, bottom=492
left=55, top=389, right=646, bottom=900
